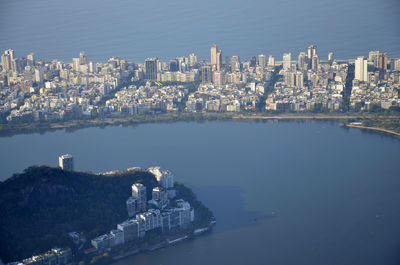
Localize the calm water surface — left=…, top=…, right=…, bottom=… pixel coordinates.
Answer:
left=0, top=121, right=400, bottom=265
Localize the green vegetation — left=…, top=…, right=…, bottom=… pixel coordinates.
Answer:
left=361, top=118, right=400, bottom=134
left=0, top=166, right=214, bottom=263
left=256, top=66, right=282, bottom=112
left=342, top=64, right=355, bottom=111
left=0, top=166, right=157, bottom=262
left=174, top=80, right=202, bottom=112
left=175, top=182, right=214, bottom=227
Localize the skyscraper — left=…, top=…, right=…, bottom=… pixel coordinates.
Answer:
left=132, top=183, right=147, bottom=212
left=368, top=51, right=380, bottom=68
left=250, top=56, right=256, bottom=67
left=59, top=154, right=74, bottom=171
left=295, top=72, right=304, bottom=88
left=145, top=57, right=158, bottom=80
left=27, top=53, right=35, bottom=66
left=379, top=53, right=388, bottom=71
left=268, top=55, right=275, bottom=67
left=283, top=53, right=291, bottom=70
left=169, top=59, right=179, bottom=72
left=216, top=50, right=222, bottom=71
left=189, top=53, right=197, bottom=66
left=355, top=56, right=368, bottom=82
left=210, top=45, right=218, bottom=66
left=213, top=71, right=224, bottom=87
left=311, top=55, right=319, bottom=72
left=328, top=52, right=334, bottom=64
left=231, top=56, right=240, bottom=72
left=72, top=58, right=80, bottom=71
left=307, top=45, right=317, bottom=60
left=298, top=52, right=307, bottom=71
left=1, top=49, right=14, bottom=71
left=211, top=45, right=222, bottom=71
left=368, top=51, right=388, bottom=71
left=79, top=51, right=87, bottom=65
left=258, top=54, right=266, bottom=68
left=201, top=65, right=212, bottom=84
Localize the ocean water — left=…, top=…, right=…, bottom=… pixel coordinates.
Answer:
left=0, top=121, right=399, bottom=265
left=0, top=0, right=399, bottom=62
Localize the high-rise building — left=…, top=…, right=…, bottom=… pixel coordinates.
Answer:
left=368, top=51, right=380, bottom=68
left=298, top=52, right=307, bottom=71
left=257, top=54, right=266, bottom=68
left=283, top=71, right=295, bottom=87
left=34, top=68, right=44, bottom=83
left=394, top=59, right=400, bottom=71
left=211, top=45, right=218, bottom=66
left=126, top=197, right=138, bottom=217
left=283, top=53, right=291, bottom=70
left=368, top=51, right=388, bottom=71
left=1, top=49, right=14, bottom=71
left=355, top=56, right=368, bottom=82
left=27, top=53, right=35, bottom=67
left=295, top=72, right=304, bottom=88
left=189, top=53, right=197, bottom=67
left=268, top=55, right=275, bottom=67
left=311, top=55, right=319, bottom=72
left=307, top=45, right=317, bottom=60
left=132, top=183, right=147, bottom=212
left=379, top=53, right=388, bottom=71
left=169, top=59, right=179, bottom=72
left=79, top=51, right=87, bottom=65
left=59, top=154, right=74, bottom=171
left=250, top=56, right=257, bottom=68
left=213, top=71, right=224, bottom=87
left=72, top=58, right=80, bottom=71
left=201, top=65, right=212, bottom=84
left=231, top=56, right=240, bottom=72
left=145, top=57, right=158, bottom=80
left=216, top=50, right=222, bottom=71
left=328, top=52, right=334, bottom=64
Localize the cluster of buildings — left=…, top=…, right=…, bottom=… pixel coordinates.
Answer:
left=90, top=167, right=194, bottom=253
left=1, top=46, right=399, bottom=122
left=350, top=52, right=400, bottom=110
left=0, top=50, right=133, bottom=123
left=265, top=46, right=400, bottom=112
left=104, top=83, right=187, bottom=114
left=6, top=248, right=72, bottom=265
left=265, top=46, right=346, bottom=111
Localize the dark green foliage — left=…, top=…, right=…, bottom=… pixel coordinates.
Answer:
left=0, top=166, right=158, bottom=263
left=174, top=183, right=214, bottom=227
left=174, top=80, right=202, bottom=112
left=362, top=118, right=400, bottom=133
left=342, top=64, right=355, bottom=111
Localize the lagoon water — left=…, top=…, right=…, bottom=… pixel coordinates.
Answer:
left=1, top=0, right=400, bottom=262
left=0, top=121, right=400, bottom=265
left=0, top=0, right=399, bottom=62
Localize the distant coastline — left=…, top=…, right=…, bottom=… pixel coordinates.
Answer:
left=0, top=113, right=399, bottom=137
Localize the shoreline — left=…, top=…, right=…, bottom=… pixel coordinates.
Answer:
left=0, top=113, right=399, bottom=137
left=345, top=124, right=400, bottom=136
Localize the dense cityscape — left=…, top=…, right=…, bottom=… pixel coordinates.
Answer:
left=0, top=45, right=399, bottom=125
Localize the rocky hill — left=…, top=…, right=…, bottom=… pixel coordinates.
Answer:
left=0, top=166, right=158, bottom=262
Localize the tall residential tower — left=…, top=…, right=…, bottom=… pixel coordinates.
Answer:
left=59, top=154, right=74, bottom=171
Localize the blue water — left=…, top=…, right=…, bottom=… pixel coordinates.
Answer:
left=0, top=0, right=399, bottom=62
left=0, top=121, right=400, bottom=264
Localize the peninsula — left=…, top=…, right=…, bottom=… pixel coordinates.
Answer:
left=0, top=165, right=215, bottom=265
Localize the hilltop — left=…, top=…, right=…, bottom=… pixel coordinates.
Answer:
left=0, top=166, right=158, bottom=262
